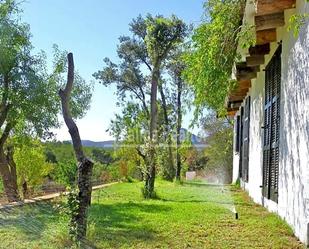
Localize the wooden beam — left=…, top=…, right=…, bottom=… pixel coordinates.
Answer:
left=246, top=55, right=265, bottom=66
left=227, top=110, right=237, bottom=117
left=256, top=28, right=277, bottom=45
left=249, top=44, right=270, bottom=55
left=231, top=102, right=242, bottom=108
left=256, top=0, right=296, bottom=16
left=255, top=12, right=285, bottom=31
left=236, top=64, right=259, bottom=80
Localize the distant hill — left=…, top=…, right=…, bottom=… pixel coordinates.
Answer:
left=179, top=128, right=207, bottom=148
left=81, top=140, right=115, bottom=148
left=76, top=128, right=206, bottom=149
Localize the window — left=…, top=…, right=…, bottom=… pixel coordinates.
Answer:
left=262, top=45, right=281, bottom=203
left=238, top=96, right=250, bottom=183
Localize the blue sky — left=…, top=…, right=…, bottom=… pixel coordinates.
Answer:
left=21, top=0, right=205, bottom=141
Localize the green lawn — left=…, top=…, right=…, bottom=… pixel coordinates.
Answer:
left=0, top=181, right=304, bottom=249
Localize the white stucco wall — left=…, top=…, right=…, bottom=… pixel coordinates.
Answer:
left=277, top=1, right=309, bottom=243
left=232, top=0, right=309, bottom=244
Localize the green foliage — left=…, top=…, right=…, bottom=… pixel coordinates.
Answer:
left=0, top=0, right=59, bottom=138
left=144, top=15, right=189, bottom=65
left=14, top=139, right=53, bottom=191
left=288, top=13, right=309, bottom=37
left=56, top=188, right=80, bottom=244
left=184, top=0, right=245, bottom=114
left=53, top=159, right=77, bottom=187
left=44, top=141, right=118, bottom=186
left=179, top=139, right=208, bottom=173
left=237, top=22, right=256, bottom=49
left=91, top=148, right=113, bottom=165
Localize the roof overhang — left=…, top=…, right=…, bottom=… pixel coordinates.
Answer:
left=226, top=0, right=296, bottom=117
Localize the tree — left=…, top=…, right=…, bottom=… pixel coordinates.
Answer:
left=0, top=1, right=92, bottom=202
left=183, top=0, right=245, bottom=114
left=109, top=102, right=147, bottom=180
left=167, top=51, right=187, bottom=181
left=0, top=0, right=58, bottom=201
left=14, top=139, right=53, bottom=198
left=94, top=14, right=188, bottom=197
left=143, top=15, right=188, bottom=197
left=59, top=53, right=94, bottom=243
left=93, top=31, right=150, bottom=171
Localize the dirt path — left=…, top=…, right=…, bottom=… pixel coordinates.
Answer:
left=0, top=182, right=118, bottom=210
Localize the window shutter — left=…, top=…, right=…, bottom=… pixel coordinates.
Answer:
left=239, top=107, right=244, bottom=178
left=235, top=115, right=240, bottom=153
left=242, top=96, right=250, bottom=182
left=263, top=45, right=281, bottom=203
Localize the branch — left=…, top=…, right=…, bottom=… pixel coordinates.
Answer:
left=136, top=146, right=146, bottom=160
left=59, top=53, right=85, bottom=162
left=141, top=58, right=152, bottom=72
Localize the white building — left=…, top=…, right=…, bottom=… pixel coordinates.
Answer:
left=226, top=0, right=309, bottom=245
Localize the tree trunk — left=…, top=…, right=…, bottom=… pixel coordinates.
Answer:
left=22, top=180, right=28, bottom=199
left=0, top=148, right=20, bottom=202
left=158, top=83, right=175, bottom=180
left=145, top=65, right=160, bottom=198
left=59, top=53, right=94, bottom=242
left=175, top=77, right=183, bottom=181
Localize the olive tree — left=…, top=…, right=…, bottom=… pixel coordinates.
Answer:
left=143, top=15, right=188, bottom=197
left=0, top=0, right=92, bottom=202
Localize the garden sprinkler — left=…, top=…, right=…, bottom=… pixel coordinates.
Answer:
left=232, top=207, right=238, bottom=220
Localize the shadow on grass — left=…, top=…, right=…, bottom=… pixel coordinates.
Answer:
left=0, top=202, right=59, bottom=240
left=88, top=202, right=171, bottom=247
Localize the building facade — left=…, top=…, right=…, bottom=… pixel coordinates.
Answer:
left=226, top=0, right=309, bottom=245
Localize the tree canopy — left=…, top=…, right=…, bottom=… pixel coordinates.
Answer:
left=183, top=0, right=245, bottom=115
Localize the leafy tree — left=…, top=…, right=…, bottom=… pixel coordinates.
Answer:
left=0, top=0, right=57, bottom=201
left=183, top=0, right=245, bottom=114
left=45, top=150, right=58, bottom=164
left=91, top=148, right=113, bottom=165
left=95, top=14, right=188, bottom=197
left=142, top=15, right=188, bottom=197
left=0, top=1, right=92, bottom=202
left=14, top=139, right=53, bottom=198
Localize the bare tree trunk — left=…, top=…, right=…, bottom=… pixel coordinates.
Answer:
left=22, top=180, right=28, bottom=199
left=158, top=83, right=175, bottom=181
left=175, top=77, right=183, bottom=181
left=145, top=66, right=160, bottom=198
left=59, top=53, right=94, bottom=242
left=0, top=147, right=20, bottom=202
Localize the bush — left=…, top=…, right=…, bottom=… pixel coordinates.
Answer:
left=52, top=159, right=77, bottom=187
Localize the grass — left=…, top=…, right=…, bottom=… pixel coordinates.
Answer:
left=0, top=180, right=305, bottom=249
